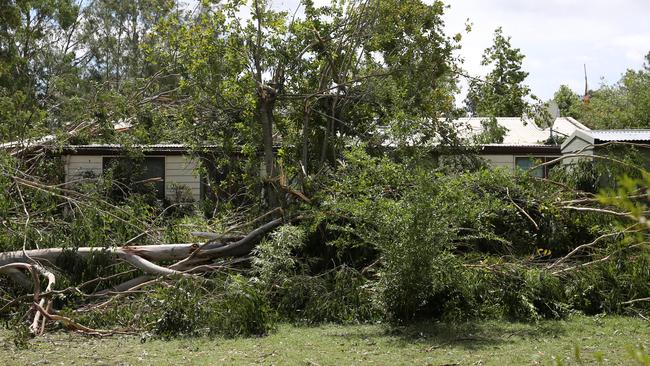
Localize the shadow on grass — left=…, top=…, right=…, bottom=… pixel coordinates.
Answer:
left=330, top=319, right=568, bottom=351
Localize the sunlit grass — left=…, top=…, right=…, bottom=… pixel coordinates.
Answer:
left=1, top=315, right=648, bottom=365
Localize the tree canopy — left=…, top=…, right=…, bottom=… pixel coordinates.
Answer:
left=465, top=27, right=530, bottom=117
left=553, top=52, right=650, bottom=129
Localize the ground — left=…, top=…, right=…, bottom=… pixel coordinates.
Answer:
left=1, top=315, right=648, bottom=365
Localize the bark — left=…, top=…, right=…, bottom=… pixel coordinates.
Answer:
left=0, top=244, right=200, bottom=267
left=258, top=92, right=279, bottom=208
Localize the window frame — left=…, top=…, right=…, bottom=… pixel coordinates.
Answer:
left=514, top=156, right=559, bottom=178
left=102, top=155, right=166, bottom=199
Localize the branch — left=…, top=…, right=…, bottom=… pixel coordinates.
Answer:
left=547, top=227, right=636, bottom=269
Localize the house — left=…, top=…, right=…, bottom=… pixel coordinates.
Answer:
left=558, top=129, right=650, bottom=188
left=62, top=144, right=207, bottom=202
left=561, top=129, right=650, bottom=164
left=49, top=117, right=594, bottom=202
left=445, top=117, right=591, bottom=177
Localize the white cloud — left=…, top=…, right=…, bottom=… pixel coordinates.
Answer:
left=444, top=0, right=650, bottom=99
left=267, top=0, right=650, bottom=100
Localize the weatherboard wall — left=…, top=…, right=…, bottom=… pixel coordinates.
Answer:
left=63, top=154, right=201, bottom=202
left=481, top=154, right=516, bottom=169
left=560, top=136, right=594, bottom=165
left=163, top=155, right=201, bottom=201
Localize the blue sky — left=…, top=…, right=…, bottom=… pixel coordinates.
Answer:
left=272, top=0, right=650, bottom=101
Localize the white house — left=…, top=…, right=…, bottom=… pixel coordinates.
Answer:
left=62, top=144, right=204, bottom=202
left=449, top=116, right=590, bottom=176
left=58, top=117, right=592, bottom=202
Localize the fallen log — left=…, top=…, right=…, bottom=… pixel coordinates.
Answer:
left=0, top=244, right=201, bottom=267
left=0, top=213, right=299, bottom=336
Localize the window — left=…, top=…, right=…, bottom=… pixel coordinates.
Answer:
left=102, top=157, right=165, bottom=199
left=515, top=156, right=558, bottom=178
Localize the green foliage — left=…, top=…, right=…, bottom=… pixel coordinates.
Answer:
left=553, top=85, right=582, bottom=118
left=3, top=311, right=31, bottom=350
left=153, top=276, right=274, bottom=338
left=314, top=147, right=629, bottom=322
left=253, top=225, right=307, bottom=285
left=253, top=225, right=379, bottom=324
left=571, top=53, right=650, bottom=129
left=473, top=116, right=508, bottom=144
left=465, top=27, right=530, bottom=117
left=75, top=275, right=275, bottom=338
left=564, top=255, right=649, bottom=315
left=268, top=267, right=380, bottom=325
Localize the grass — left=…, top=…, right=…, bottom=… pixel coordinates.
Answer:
left=1, top=315, right=648, bottom=365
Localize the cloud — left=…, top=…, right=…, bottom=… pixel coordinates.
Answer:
left=444, top=0, right=650, bottom=99
left=267, top=0, right=649, bottom=100
left=610, top=34, right=650, bottom=63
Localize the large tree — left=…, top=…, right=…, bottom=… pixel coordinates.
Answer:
left=553, top=84, right=581, bottom=118
left=571, top=52, right=650, bottom=129
left=0, top=0, right=82, bottom=141
left=465, top=27, right=530, bottom=117
left=143, top=0, right=459, bottom=206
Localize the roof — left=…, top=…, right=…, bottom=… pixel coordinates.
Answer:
left=1, top=120, right=134, bottom=151
left=550, top=117, right=591, bottom=137
left=479, top=144, right=561, bottom=154
left=453, top=116, right=589, bottom=145
left=61, top=144, right=222, bottom=155
left=590, top=130, right=650, bottom=142
left=561, top=129, right=650, bottom=152
left=379, top=116, right=589, bottom=150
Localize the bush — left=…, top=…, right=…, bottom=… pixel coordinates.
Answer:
left=72, top=275, right=275, bottom=338
left=315, top=148, right=612, bottom=322
left=152, top=275, right=275, bottom=338
left=253, top=225, right=380, bottom=324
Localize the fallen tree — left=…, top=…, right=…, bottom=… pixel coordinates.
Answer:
left=0, top=213, right=296, bottom=336
left=2, top=146, right=649, bottom=337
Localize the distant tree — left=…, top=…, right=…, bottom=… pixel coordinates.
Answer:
left=552, top=85, right=581, bottom=118
left=80, top=0, right=176, bottom=85
left=0, top=0, right=82, bottom=141
left=473, top=117, right=507, bottom=144
left=572, top=53, right=650, bottom=129
left=465, top=27, right=530, bottom=117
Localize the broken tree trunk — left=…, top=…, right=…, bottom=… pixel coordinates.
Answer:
left=0, top=214, right=295, bottom=336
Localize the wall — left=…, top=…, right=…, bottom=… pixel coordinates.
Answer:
left=64, top=154, right=201, bottom=202
left=481, top=154, right=515, bottom=170
left=63, top=155, right=102, bottom=181
left=164, top=155, right=200, bottom=202
left=561, top=136, right=594, bottom=165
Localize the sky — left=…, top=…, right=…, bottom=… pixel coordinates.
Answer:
left=270, top=0, right=650, bottom=101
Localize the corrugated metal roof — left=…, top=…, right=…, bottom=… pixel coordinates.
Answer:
left=481, top=143, right=559, bottom=148
left=590, top=130, right=650, bottom=142
left=453, top=117, right=589, bottom=145
left=551, top=117, right=591, bottom=136
left=62, top=144, right=223, bottom=155
left=378, top=117, right=589, bottom=148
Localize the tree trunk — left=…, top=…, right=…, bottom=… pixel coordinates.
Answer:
left=258, top=87, right=279, bottom=208
left=301, top=102, right=311, bottom=175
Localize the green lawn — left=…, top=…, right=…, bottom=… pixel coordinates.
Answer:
left=1, top=315, right=648, bottom=365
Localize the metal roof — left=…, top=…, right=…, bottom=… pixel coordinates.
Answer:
left=378, top=117, right=589, bottom=148
left=61, top=144, right=222, bottom=155
left=590, top=130, right=650, bottom=142
left=453, top=117, right=589, bottom=145
left=479, top=144, right=561, bottom=154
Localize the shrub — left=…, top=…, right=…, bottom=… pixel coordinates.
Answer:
left=253, top=225, right=380, bottom=324
left=72, top=275, right=275, bottom=338
left=152, top=275, right=275, bottom=338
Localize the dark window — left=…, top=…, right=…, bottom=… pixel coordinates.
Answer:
left=515, top=156, right=558, bottom=178
left=102, top=157, right=165, bottom=199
